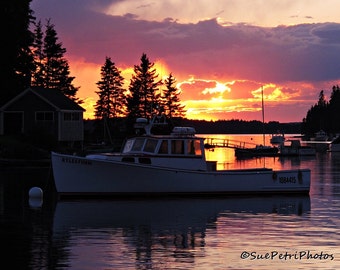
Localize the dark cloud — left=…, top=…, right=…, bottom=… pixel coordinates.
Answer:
left=31, top=1, right=340, bottom=84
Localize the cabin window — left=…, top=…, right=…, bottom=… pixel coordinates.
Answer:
left=139, top=157, right=151, bottom=164
left=64, top=112, right=80, bottom=121
left=131, top=138, right=145, bottom=151
left=158, top=140, right=168, bottom=154
left=35, top=111, right=54, bottom=121
left=171, top=140, right=184, bottom=154
left=143, top=139, right=158, bottom=153
left=122, top=157, right=135, bottom=162
left=187, top=139, right=202, bottom=155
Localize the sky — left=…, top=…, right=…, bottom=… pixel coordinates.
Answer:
left=31, top=0, right=340, bottom=122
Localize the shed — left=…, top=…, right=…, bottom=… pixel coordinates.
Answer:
left=0, top=87, right=85, bottom=143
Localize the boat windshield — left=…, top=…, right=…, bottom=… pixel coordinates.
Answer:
left=158, top=140, right=168, bottom=154
left=122, top=137, right=203, bottom=156
left=122, top=138, right=145, bottom=153
left=143, top=139, right=158, bottom=153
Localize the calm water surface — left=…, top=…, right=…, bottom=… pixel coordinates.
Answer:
left=0, top=134, right=339, bottom=270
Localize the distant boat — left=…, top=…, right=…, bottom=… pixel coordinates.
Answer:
left=234, top=144, right=279, bottom=158
left=51, top=115, right=311, bottom=197
left=270, top=132, right=285, bottom=144
left=279, top=140, right=316, bottom=156
left=234, top=86, right=278, bottom=158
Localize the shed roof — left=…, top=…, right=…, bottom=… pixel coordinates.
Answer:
left=1, top=87, right=85, bottom=111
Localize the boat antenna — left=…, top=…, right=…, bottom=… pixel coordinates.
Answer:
left=261, top=85, right=265, bottom=146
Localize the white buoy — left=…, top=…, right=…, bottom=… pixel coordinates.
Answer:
left=29, top=187, right=43, bottom=198
left=29, top=187, right=43, bottom=208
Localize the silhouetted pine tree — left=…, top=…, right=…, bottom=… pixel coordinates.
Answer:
left=32, top=20, right=45, bottom=87
left=162, top=73, right=186, bottom=118
left=31, top=19, right=82, bottom=103
left=328, top=85, right=340, bottom=133
left=302, top=90, right=328, bottom=136
left=94, top=57, right=126, bottom=119
left=126, top=53, right=162, bottom=119
left=302, top=87, right=340, bottom=136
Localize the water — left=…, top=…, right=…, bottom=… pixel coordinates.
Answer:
left=0, top=134, right=339, bottom=269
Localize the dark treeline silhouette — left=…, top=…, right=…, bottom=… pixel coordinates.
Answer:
left=179, top=119, right=301, bottom=134
left=84, top=117, right=302, bottom=146
left=302, top=85, right=340, bottom=137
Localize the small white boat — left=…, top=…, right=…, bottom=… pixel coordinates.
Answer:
left=51, top=116, right=311, bottom=197
left=279, top=140, right=316, bottom=156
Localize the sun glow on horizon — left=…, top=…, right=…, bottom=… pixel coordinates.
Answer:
left=69, top=57, right=314, bottom=122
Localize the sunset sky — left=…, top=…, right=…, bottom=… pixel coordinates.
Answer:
left=31, top=0, right=340, bottom=122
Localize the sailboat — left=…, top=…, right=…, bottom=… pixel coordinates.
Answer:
left=234, top=86, right=279, bottom=158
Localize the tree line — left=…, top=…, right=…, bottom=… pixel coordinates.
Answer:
left=94, top=54, right=185, bottom=121
left=302, top=85, right=340, bottom=137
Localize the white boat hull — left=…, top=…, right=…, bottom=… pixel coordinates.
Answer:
left=51, top=152, right=310, bottom=197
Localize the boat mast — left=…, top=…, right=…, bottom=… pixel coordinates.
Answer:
left=261, top=85, right=265, bottom=146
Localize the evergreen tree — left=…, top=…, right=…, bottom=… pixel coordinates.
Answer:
left=302, top=90, right=328, bottom=136
left=328, top=85, right=340, bottom=133
left=31, top=19, right=81, bottom=103
left=1, top=0, right=35, bottom=103
left=126, top=53, right=162, bottom=119
left=301, top=87, right=340, bottom=136
left=32, top=20, right=45, bottom=87
left=94, top=57, right=126, bottom=119
left=316, top=90, right=328, bottom=130
left=162, top=73, right=186, bottom=118
left=317, top=90, right=327, bottom=107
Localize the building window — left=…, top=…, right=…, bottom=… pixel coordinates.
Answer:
left=64, top=112, right=80, bottom=121
left=36, top=111, right=54, bottom=121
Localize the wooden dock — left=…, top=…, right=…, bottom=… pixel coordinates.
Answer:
left=204, top=138, right=258, bottom=149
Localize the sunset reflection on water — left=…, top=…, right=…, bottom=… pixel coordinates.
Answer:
left=0, top=134, right=339, bottom=269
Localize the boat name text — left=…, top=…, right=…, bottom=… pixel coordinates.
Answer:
left=62, top=157, right=92, bottom=165
left=279, top=176, right=296, bottom=183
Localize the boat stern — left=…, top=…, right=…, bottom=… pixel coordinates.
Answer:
left=271, top=169, right=311, bottom=194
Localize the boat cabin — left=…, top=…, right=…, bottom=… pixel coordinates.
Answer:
left=119, top=126, right=210, bottom=170
left=87, top=123, right=217, bottom=171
